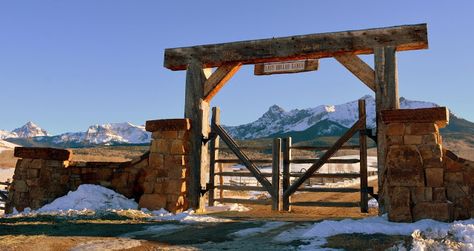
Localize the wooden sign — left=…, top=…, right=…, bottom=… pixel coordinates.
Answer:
left=254, top=59, right=319, bottom=75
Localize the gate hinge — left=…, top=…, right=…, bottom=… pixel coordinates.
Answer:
left=202, top=132, right=217, bottom=144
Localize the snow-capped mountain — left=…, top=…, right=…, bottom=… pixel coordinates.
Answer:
left=226, top=95, right=439, bottom=139
left=50, top=122, right=151, bottom=145
left=1, top=122, right=151, bottom=147
left=0, top=122, right=49, bottom=139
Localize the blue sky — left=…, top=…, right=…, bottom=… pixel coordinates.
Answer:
left=0, top=1, right=473, bottom=134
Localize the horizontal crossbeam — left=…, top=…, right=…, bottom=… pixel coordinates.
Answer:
left=164, top=24, right=428, bottom=70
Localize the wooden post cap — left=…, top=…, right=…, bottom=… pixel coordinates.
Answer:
left=14, top=147, right=71, bottom=161
left=145, top=119, right=191, bottom=132
left=381, top=107, right=449, bottom=128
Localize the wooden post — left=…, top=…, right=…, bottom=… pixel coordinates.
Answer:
left=185, top=59, right=210, bottom=211
left=374, top=46, right=399, bottom=214
left=208, top=107, right=220, bottom=207
left=359, top=99, right=369, bottom=213
left=272, top=138, right=281, bottom=211
left=282, top=137, right=292, bottom=211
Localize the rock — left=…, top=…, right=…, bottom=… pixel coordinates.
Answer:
left=425, top=168, right=444, bottom=187
left=386, top=146, right=425, bottom=187
left=14, top=147, right=71, bottom=161
left=387, top=187, right=412, bottom=222
left=413, top=202, right=453, bottom=222
left=138, top=194, right=167, bottom=210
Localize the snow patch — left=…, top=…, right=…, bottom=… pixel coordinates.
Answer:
left=38, top=184, right=138, bottom=212
left=231, top=222, right=288, bottom=238
left=276, top=215, right=474, bottom=250
left=70, top=239, right=142, bottom=251
left=206, top=202, right=250, bottom=213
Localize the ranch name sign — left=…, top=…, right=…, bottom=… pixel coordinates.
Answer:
left=254, top=59, right=319, bottom=75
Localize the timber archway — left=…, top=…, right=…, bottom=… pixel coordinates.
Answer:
left=163, top=24, right=429, bottom=212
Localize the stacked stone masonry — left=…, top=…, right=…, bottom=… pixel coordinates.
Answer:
left=382, top=107, right=474, bottom=222
left=139, top=118, right=191, bottom=213
left=6, top=119, right=191, bottom=214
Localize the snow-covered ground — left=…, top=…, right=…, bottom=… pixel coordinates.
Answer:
left=2, top=184, right=474, bottom=250
left=4, top=184, right=238, bottom=223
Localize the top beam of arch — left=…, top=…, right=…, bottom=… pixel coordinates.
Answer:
left=164, top=24, right=428, bottom=71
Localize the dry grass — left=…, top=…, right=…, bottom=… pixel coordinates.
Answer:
left=0, top=150, right=17, bottom=168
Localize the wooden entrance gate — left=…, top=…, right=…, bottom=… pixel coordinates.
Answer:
left=207, top=99, right=375, bottom=212
left=282, top=99, right=373, bottom=212
left=163, top=24, right=429, bottom=210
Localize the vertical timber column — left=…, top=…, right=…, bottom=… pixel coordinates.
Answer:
left=208, top=107, right=220, bottom=206
left=374, top=46, right=400, bottom=214
left=185, top=59, right=210, bottom=211
left=282, top=137, right=292, bottom=211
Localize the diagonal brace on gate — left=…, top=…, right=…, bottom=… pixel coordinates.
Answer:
left=283, top=116, right=366, bottom=198
left=212, top=123, right=274, bottom=196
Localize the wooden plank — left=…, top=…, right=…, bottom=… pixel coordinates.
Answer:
left=218, top=164, right=224, bottom=200
left=282, top=137, right=292, bottom=211
left=359, top=99, right=369, bottom=213
left=335, top=54, right=375, bottom=91
left=381, top=107, right=449, bottom=127
left=208, top=107, right=220, bottom=207
left=215, top=185, right=267, bottom=192
left=216, top=159, right=273, bottom=164
left=289, top=173, right=360, bottom=179
left=14, top=147, right=71, bottom=161
left=290, top=145, right=359, bottom=151
left=297, top=187, right=360, bottom=193
left=203, top=63, right=242, bottom=102
left=272, top=138, right=281, bottom=211
left=290, top=158, right=360, bottom=164
left=215, top=198, right=271, bottom=205
left=283, top=117, right=365, bottom=198
left=215, top=172, right=272, bottom=177
left=254, top=59, right=319, bottom=75
left=290, top=201, right=360, bottom=207
left=164, top=24, right=428, bottom=70
left=374, top=46, right=400, bottom=214
left=184, top=59, right=210, bottom=210
left=213, top=124, right=274, bottom=194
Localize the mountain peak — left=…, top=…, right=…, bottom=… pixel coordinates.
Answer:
left=12, top=121, right=49, bottom=138
left=261, top=105, right=286, bottom=121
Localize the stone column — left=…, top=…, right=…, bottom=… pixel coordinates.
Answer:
left=141, top=119, right=191, bottom=213
left=381, top=107, right=452, bottom=222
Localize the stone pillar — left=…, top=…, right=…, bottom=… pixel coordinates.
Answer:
left=141, top=119, right=191, bottom=213
left=6, top=147, right=71, bottom=213
left=382, top=107, right=452, bottom=222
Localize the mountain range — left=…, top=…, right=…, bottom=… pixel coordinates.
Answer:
left=1, top=95, right=473, bottom=150
left=1, top=122, right=151, bottom=148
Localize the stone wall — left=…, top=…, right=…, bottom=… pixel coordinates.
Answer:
left=6, top=119, right=192, bottom=214
left=382, top=107, right=474, bottom=222
left=6, top=147, right=149, bottom=213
